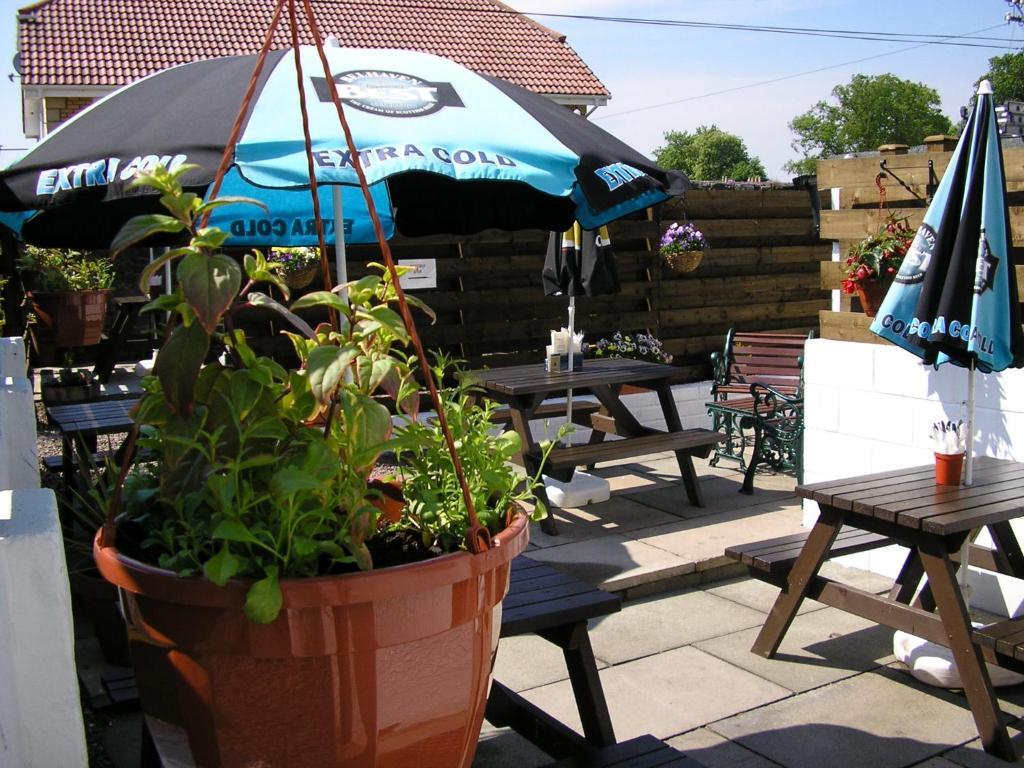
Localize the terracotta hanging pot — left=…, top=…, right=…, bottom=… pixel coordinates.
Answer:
left=855, top=279, right=892, bottom=318
left=29, top=289, right=112, bottom=346
left=93, top=510, right=529, bottom=768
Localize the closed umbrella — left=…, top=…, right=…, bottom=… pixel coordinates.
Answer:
left=870, top=79, right=1024, bottom=485
left=0, top=45, right=685, bottom=251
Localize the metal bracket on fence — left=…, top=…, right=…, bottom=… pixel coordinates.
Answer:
left=878, top=158, right=930, bottom=202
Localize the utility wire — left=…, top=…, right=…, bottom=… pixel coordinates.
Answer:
left=357, top=2, right=1018, bottom=50
left=592, top=24, right=1005, bottom=122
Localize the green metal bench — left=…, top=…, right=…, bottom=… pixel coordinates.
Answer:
left=706, top=329, right=813, bottom=492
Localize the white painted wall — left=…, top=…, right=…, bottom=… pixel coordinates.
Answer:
left=803, top=337, right=1024, bottom=617
left=0, top=337, right=87, bottom=767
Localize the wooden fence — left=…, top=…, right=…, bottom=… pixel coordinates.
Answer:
left=3, top=184, right=827, bottom=382
left=332, top=185, right=827, bottom=381
left=817, top=136, right=1024, bottom=343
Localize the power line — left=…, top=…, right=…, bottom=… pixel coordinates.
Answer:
left=592, top=25, right=1004, bottom=122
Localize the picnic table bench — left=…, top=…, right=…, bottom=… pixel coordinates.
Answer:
left=706, top=329, right=812, bottom=493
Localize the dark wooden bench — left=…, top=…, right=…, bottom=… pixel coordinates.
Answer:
left=525, top=429, right=723, bottom=528
left=540, top=734, right=705, bottom=767
left=726, top=526, right=894, bottom=588
left=488, top=556, right=622, bottom=758
left=706, top=330, right=813, bottom=493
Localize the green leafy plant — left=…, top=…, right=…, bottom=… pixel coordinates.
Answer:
left=389, top=353, right=564, bottom=550
left=107, top=164, right=546, bottom=625
left=267, top=246, right=318, bottom=276
left=841, top=213, right=915, bottom=294
left=19, top=245, right=115, bottom=292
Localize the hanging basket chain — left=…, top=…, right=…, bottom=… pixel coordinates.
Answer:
left=299, top=0, right=490, bottom=553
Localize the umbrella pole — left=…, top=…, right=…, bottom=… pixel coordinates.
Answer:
left=332, top=186, right=347, bottom=294
left=965, top=359, right=976, bottom=486
left=565, top=296, right=575, bottom=446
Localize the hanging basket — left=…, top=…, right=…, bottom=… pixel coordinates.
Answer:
left=663, top=247, right=706, bottom=274
left=29, top=289, right=112, bottom=347
left=284, top=264, right=319, bottom=290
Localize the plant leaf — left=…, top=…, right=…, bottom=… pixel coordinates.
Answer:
left=212, top=520, right=263, bottom=545
left=291, top=291, right=349, bottom=313
left=111, top=214, right=185, bottom=255
left=153, top=321, right=209, bottom=416
left=270, top=466, right=324, bottom=498
left=246, top=292, right=315, bottom=338
left=306, top=344, right=359, bottom=404
left=203, top=544, right=242, bottom=586
left=244, top=568, right=283, bottom=624
left=178, top=252, right=241, bottom=334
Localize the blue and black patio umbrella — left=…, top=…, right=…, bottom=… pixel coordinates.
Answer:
left=0, top=44, right=685, bottom=252
left=870, top=80, right=1024, bottom=483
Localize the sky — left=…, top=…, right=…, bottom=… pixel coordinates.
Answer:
left=0, top=0, right=1018, bottom=180
left=522, top=0, right=1020, bottom=179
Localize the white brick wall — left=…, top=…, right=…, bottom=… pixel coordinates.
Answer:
left=803, top=337, right=1024, bottom=616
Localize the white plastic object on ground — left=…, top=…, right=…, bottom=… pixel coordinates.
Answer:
left=893, top=627, right=1024, bottom=689
left=543, top=471, right=611, bottom=507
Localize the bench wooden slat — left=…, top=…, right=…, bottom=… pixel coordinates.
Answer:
left=490, top=399, right=602, bottom=425
left=725, top=526, right=893, bottom=578
left=531, top=428, right=723, bottom=471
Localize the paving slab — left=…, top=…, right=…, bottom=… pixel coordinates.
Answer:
left=940, top=726, right=1024, bottom=767
left=695, top=607, right=896, bottom=693
left=529, top=494, right=684, bottom=546
left=474, top=723, right=552, bottom=768
left=706, top=576, right=828, bottom=617
left=710, top=666, right=1005, bottom=768
left=589, top=588, right=767, bottom=665
left=524, top=532, right=695, bottom=591
left=633, top=474, right=797, bottom=518
left=666, top=727, right=782, bottom=768
left=521, top=645, right=790, bottom=742
left=492, top=633, right=607, bottom=692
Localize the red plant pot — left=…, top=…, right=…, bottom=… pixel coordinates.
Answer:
left=94, top=512, right=529, bottom=768
left=855, top=280, right=892, bottom=318
left=935, top=452, right=965, bottom=486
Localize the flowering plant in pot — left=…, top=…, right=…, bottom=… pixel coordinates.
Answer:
left=267, top=245, right=319, bottom=289
left=585, top=331, right=673, bottom=364
left=93, top=165, right=545, bottom=768
left=840, top=213, right=915, bottom=317
left=18, top=245, right=115, bottom=347
left=660, top=220, right=707, bottom=273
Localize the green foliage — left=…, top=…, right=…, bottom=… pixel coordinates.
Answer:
left=653, top=125, right=766, bottom=181
left=113, top=164, right=422, bottom=623
left=19, top=246, right=115, bottom=292
left=390, top=354, right=566, bottom=549
left=840, top=214, right=915, bottom=294
left=109, top=165, right=536, bottom=625
left=979, top=51, right=1024, bottom=105
left=786, top=73, right=954, bottom=175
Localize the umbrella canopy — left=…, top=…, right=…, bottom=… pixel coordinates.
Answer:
left=0, top=45, right=686, bottom=248
left=870, top=80, right=1024, bottom=374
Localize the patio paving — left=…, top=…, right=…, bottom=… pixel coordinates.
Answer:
left=80, top=447, right=1024, bottom=767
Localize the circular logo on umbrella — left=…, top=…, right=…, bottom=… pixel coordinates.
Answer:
left=319, top=70, right=465, bottom=117
left=895, top=223, right=936, bottom=285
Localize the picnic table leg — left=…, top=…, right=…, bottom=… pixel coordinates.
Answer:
left=539, top=622, right=616, bottom=747
left=751, top=505, right=844, bottom=658
left=916, top=533, right=1016, bottom=761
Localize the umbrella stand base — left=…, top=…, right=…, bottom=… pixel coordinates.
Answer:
left=543, top=471, right=610, bottom=508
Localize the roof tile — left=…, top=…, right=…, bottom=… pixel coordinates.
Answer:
left=17, top=0, right=609, bottom=98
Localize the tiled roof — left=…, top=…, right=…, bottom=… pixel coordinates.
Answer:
left=16, top=0, right=609, bottom=99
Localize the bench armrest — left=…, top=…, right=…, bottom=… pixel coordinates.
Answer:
left=749, top=382, right=802, bottom=418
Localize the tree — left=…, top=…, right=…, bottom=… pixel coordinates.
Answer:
left=979, top=51, right=1024, bottom=104
left=653, top=125, right=767, bottom=181
left=785, top=73, right=953, bottom=176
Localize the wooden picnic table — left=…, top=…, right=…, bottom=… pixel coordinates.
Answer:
left=45, top=397, right=139, bottom=498
left=464, top=358, right=723, bottom=534
left=729, top=457, right=1024, bottom=761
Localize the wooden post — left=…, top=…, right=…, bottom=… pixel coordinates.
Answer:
left=878, top=144, right=909, bottom=155
left=924, top=135, right=958, bottom=153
